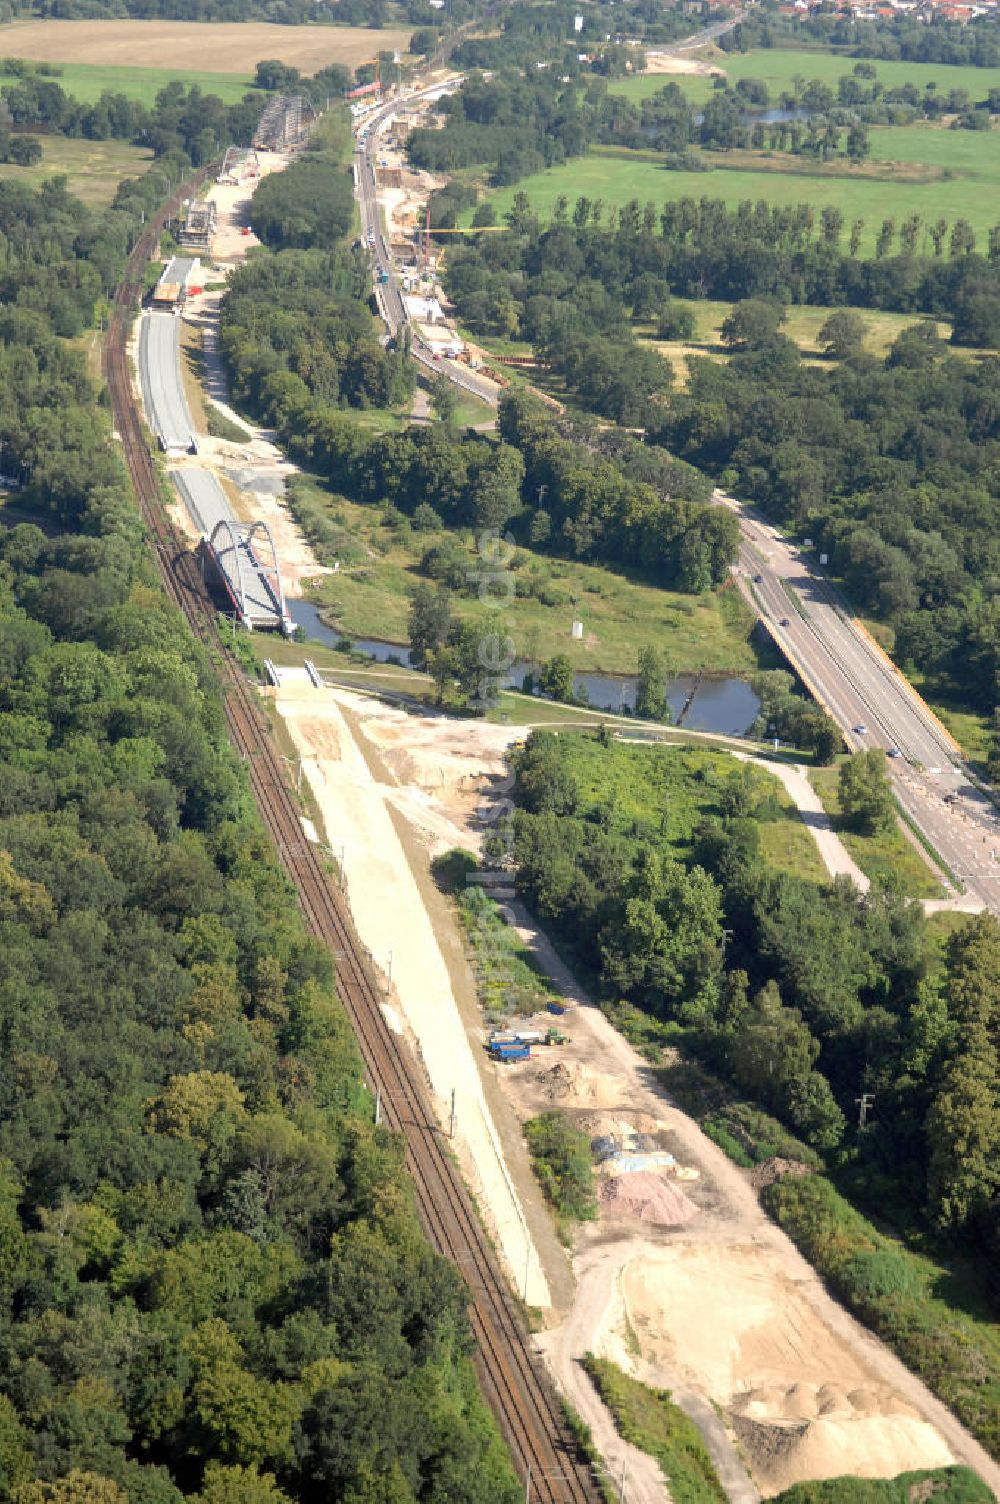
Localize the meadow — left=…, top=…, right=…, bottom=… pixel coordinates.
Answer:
left=289, top=482, right=761, bottom=676
left=0, top=135, right=151, bottom=204
left=477, top=46, right=1000, bottom=252
left=473, top=124, right=1000, bottom=254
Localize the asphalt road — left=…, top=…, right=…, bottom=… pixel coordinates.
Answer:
left=730, top=495, right=1000, bottom=910
left=137, top=311, right=196, bottom=454
left=354, top=70, right=1000, bottom=917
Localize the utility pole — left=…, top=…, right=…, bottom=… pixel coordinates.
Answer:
left=374, top=1085, right=382, bottom=1127
left=856, top=1091, right=874, bottom=1129
left=449, top=1088, right=457, bottom=1138
left=386, top=949, right=393, bottom=990
left=524, top=1462, right=531, bottom=1504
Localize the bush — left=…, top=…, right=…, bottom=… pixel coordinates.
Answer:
left=524, top=1112, right=597, bottom=1223
left=773, top=1467, right=996, bottom=1503
left=582, top=1355, right=726, bottom=1503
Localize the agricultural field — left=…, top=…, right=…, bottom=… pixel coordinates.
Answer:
left=0, top=135, right=151, bottom=204
left=0, top=19, right=411, bottom=75
left=0, top=59, right=255, bottom=105
left=290, top=483, right=761, bottom=676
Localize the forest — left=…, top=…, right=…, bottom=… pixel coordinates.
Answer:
left=438, top=205, right=1000, bottom=709
left=220, top=113, right=413, bottom=416
left=0, top=125, right=518, bottom=1504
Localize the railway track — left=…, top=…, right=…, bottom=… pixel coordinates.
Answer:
left=104, top=189, right=606, bottom=1504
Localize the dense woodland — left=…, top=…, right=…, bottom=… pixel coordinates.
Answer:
left=220, top=113, right=413, bottom=415
left=510, top=732, right=1000, bottom=1261
left=0, top=124, right=518, bottom=1504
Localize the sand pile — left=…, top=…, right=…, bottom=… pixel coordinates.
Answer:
left=537, top=1061, right=622, bottom=1109
left=576, top=1111, right=662, bottom=1139
left=729, top=1410, right=954, bottom=1495
left=599, top=1171, right=699, bottom=1226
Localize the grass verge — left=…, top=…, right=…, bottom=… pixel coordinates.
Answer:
left=772, top=1467, right=997, bottom=1502
left=809, top=764, right=942, bottom=899
left=581, top=1355, right=727, bottom=1504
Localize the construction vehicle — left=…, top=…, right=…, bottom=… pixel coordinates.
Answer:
left=488, top=1040, right=531, bottom=1063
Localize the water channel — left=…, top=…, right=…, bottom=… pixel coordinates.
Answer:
left=289, top=599, right=761, bottom=736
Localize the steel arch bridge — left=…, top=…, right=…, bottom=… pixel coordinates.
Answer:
left=206, top=517, right=290, bottom=633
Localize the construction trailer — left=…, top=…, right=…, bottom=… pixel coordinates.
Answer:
left=150, top=255, right=202, bottom=311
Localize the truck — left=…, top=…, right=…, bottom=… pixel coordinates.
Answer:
left=378, top=270, right=390, bottom=284
left=488, top=1041, right=531, bottom=1063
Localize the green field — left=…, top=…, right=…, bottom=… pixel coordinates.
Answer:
left=0, top=59, right=254, bottom=105
left=500, top=45, right=1000, bottom=252
left=609, top=47, right=1000, bottom=105
left=721, top=46, right=1000, bottom=102
left=642, top=298, right=953, bottom=384
left=0, top=134, right=152, bottom=204
left=472, top=126, right=1000, bottom=253
left=292, top=484, right=761, bottom=676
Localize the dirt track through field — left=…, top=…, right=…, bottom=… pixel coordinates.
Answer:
left=0, top=19, right=411, bottom=72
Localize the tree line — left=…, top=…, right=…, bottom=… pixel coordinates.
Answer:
left=721, top=4, right=1000, bottom=68
left=443, top=192, right=1000, bottom=347
left=0, top=147, right=521, bottom=1504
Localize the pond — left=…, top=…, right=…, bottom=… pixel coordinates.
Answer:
left=287, top=599, right=761, bottom=736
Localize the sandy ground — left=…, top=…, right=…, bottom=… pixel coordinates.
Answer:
left=0, top=19, right=411, bottom=72
left=643, top=53, right=725, bottom=77
left=272, top=684, right=559, bottom=1310
left=276, top=697, right=1000, bottom=1501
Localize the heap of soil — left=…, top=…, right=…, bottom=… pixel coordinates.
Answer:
left=599, top=1170, right=699, bottom=1226
left=537, top=1061, right=622, bottom=1109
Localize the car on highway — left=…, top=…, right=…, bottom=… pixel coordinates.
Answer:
left=853, top=724, right=868, bottom=735
left=779, top=617, right=790, bottom=627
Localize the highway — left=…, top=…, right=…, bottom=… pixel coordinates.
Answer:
left=137, top=312, right=197, bottom=454
left=356, top=84, right=504, bottom=404
left=354, top=71, right=1000, bottom=917
left=730, top=498, right=1000, bottom=911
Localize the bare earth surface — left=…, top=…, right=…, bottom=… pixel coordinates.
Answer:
left=263, top=693, right=1000, bottom=1500
left=0, top=19, right=411, bottom=72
